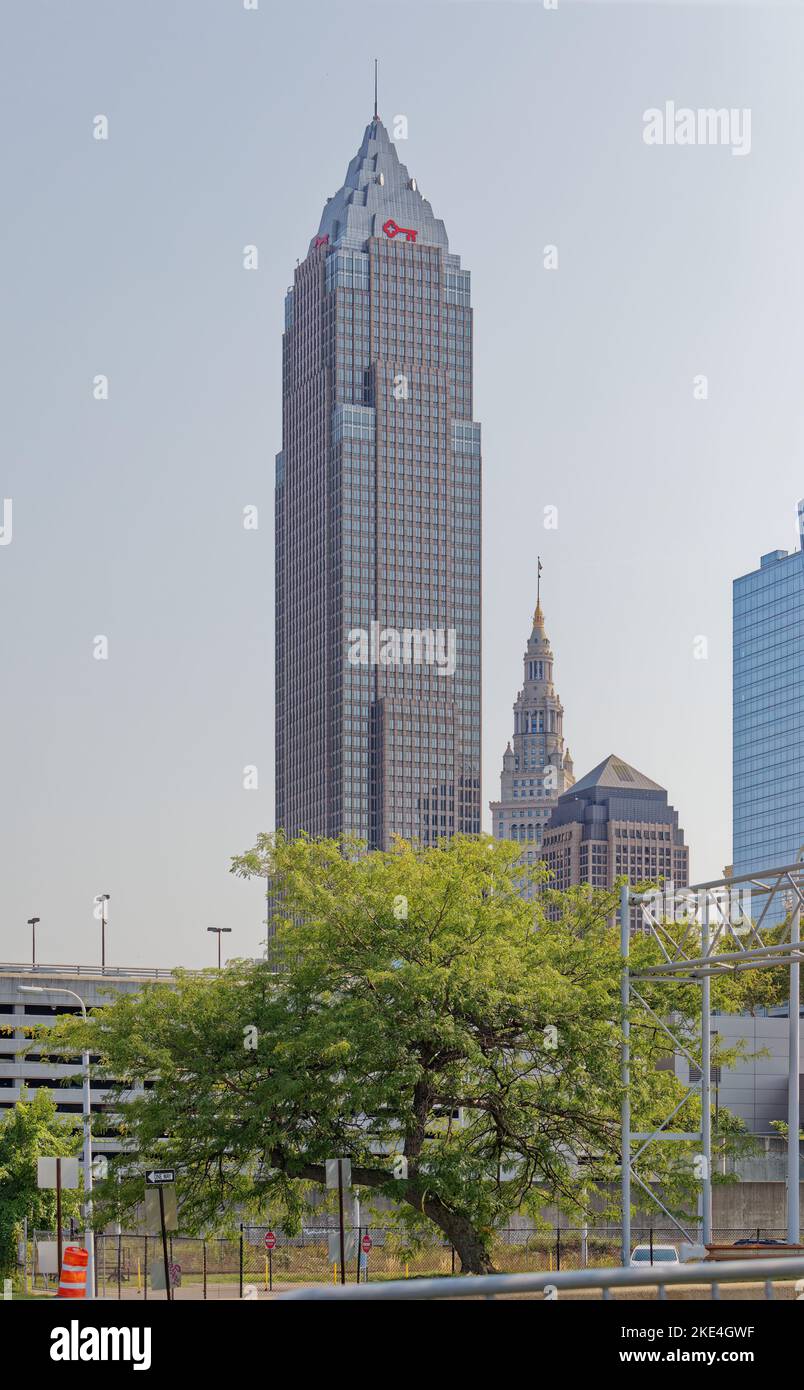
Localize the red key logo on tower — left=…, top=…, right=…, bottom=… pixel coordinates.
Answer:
left=382, top=218, right=418, bottom=244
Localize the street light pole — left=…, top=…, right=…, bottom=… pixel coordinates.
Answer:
left=789, top=883, right=801, bottom=1244
left=620, top=881, right=631, bottom=1267
left=207, top=927, right=232, bottom=970
left=20, top=984, right=95, bottom=1299
left=97, top=895, right=110, bottom=972
left=27, top=917, right=40, bottom=970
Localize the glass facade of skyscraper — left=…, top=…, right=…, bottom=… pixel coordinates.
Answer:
left=733, top=528, right=804, bottom=879
left=276, top=116, right=481, bottom=848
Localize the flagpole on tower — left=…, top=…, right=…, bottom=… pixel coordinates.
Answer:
left=374, top=59, right=379, bottom=121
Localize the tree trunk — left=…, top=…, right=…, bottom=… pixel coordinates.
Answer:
left=283, top=1156, right=496, bottom=1276
left=420, top=1197, right=496, bottom=1275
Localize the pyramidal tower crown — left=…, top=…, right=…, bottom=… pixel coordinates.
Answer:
left=311, top=116, right=450, bottom=255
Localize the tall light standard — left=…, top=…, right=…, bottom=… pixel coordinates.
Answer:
left=96, top=895, right=110, bottom=972
left=27, top=917, right=40, bottom=969
left=20, top=984, right=95, bottom=1299
left=207, top=927, right=232, bottom=970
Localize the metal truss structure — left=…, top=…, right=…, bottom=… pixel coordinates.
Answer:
left=620, top=859, right=803, bottom=1264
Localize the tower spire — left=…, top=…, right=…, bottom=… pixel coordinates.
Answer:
left=534, top=556, right=544, bottom=627
left=374, top=58, right=378, bottom=121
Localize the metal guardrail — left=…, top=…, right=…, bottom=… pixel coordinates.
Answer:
left=279, top=1254, right=804, bottom=1300
left=0, top=963, right=183, bottom=980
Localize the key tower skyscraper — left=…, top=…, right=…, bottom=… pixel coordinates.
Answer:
left=275, top=108, right=481, bottom=848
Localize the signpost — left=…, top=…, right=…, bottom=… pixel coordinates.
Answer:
left=327, top=1230, right=356, bottom=1263
left=144, top=1184, right=177, bottom=1235
left=144, top=1171, right=176, bottom=1302
left=35, top=1241, right=59, bottom=1284
left=326, top=1159, right=351, bottom=1285
left=37, top=1157, right=79, bottom=1285
left=264, top=1230, right=276, bottom=1291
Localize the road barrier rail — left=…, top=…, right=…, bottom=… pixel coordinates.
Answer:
left=279, top=1253, right=804, bottom=1300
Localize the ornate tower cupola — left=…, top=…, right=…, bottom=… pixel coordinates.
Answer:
left=489, top=563, right=574, bottom=897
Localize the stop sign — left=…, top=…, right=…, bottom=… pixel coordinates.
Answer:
left=361, top=1234, right=372, bottom=1253
left=264, top=1231, right=277, bottom=1251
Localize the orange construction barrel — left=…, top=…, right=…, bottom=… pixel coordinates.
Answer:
left=57, top=1246, right=88, bottom=1298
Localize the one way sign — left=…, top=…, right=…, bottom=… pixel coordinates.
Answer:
left=145, top=1169, right=175, bottom=1185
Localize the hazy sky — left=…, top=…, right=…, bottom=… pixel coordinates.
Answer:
left=2, top=0, right=802, bottom=968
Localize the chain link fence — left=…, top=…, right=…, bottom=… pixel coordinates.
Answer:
left=63, top=1225, right=789, bottom=1297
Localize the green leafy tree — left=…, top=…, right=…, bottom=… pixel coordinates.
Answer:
left=714, top=918, right=792, bottom=1017
left=0, top=1089, right=82, bottom=1278
left=40, top=835, right=759, bottom=1274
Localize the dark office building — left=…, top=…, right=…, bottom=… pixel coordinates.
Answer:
left=541, top=755, right=689, bottom=901
left=275, top=110, right=481, bottom=847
